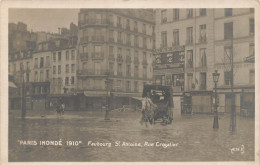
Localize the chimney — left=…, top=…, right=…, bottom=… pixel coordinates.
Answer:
left=58, top=27, right=61, bottom=35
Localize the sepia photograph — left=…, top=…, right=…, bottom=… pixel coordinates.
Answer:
left=1, top=0, right=259, bottom=164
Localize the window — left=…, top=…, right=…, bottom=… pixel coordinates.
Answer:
left=34, top=58, right=38, bottom=68
left=117, top=31, right=122, bottom=43
left=71, top=64, right=75, bottom=73
left=109, top=63, right=114, bottom=74
left=143, top=37, right=147, bottom=48
left=46, top=70, right=49, bottom=79
left=83, top=62, right=88, bottom=70
left=109, top=46, right=114, bottom=55
left=224, top=71, right=231, bottom=85
left=142, top=24, right=146, bottom=33
left=173, top=30, right=179, bottom=46
left=117, top=47, right=122, bottom=57
left=225, top=8, right=232, bottom=16
left=134, top=36, right=139, bottom=47
left=143, top=52, right=147, bottom=61
left=109, top=14, right=113, bottom=25
left=13, top=64, right=16, bottom=72
left=161, top=31, right=167, bottom=48
left=134, top=65, right=138, bottom=77
left=224, top=46, right=232, bottom=64
left=53, top=66, right=56, bottom=74
left=134, top=21, right=138, bottom=31
left=71, top=50, right=75, bottom=60
left=127, top=64, right=131, bottom=76
left=186, top=27, right=193, bottom=44
left=96, top=13, right=101, bottom=24
left=250, top=18, right=254, bottom=36
left=66, top=64, right=69, bottom=73
left=249, top=43, right=254, bottom=57
left=65, top=77, right=69, bottom=85
left=187, top=73, right=193, bottom=91
left=161, top=10, right=167, bottom=23
left=199, top=24, right=207, bottom=42
left=224, top=22, right=233, bottom=39
left=200, top=72, right=206, bottom=90
left=71, top=76, right=75, bottom=85
left=109, top=30, right=114, bottom=41
left=134, top=81, right=138, bottom=92
left=199, top=8, right=206, bottom=16
left=127, top=33, right=131, bottom=45
left=40, top=57, right=44, bottom=68
left=249, top=70, right=255, bottom=85
left=117, top=80, right=122, bottom=90
left=200, top=48, right=207, bottom=67
left=126, top=19, right=130, bottom=30
left=143, top=66, right=147, bottom=78
left=46, top=56, right=50, bottom=67
left=126, top=81, right=131, bottom=91
left=187, top=9, right=193, bottom=18
left=34, top=71, right=38, bottom=82
left=94, top=62, right=101, bottom=75
left=58, top=65, right=61, bottom=74
left=187, top=50, right=193, bottom=68
left=53, top=52, right=56, bottom=62
left=173, top=9, right=179, bottom=20
left=117, top=16, right=122, bottom=27
left=26, top=73, right=29, bottom=82
left=20, top=62, right=23, bottom=71
left=94, top=45, right=102, bottom=56
left=118, top=63, right=122, bottom=76
left=66, top=50, right=69, bottom=60
left=58, top=52, right=61, bottom=61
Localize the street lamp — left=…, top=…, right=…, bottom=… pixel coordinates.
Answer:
left=104, top=74, right=110, bottom=120
left=21, top=64, right=26, bottom=119
left=212, top=70, right=220, bottom=129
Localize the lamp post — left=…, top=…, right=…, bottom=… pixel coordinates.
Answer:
left=21, top=64, right=26, bottom=119
left=104, top=73, right=110, bottom=120
left=212, top=70, right=220, bottom=129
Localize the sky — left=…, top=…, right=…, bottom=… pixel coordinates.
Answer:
left=9, top=9, right=79, bottom=33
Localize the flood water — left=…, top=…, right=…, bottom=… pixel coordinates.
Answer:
left=9, top=110, right=255, bottom=162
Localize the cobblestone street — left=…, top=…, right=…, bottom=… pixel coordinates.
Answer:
left=9, top=110, right=255, bottom=162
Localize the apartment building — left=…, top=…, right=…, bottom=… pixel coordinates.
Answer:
left=50, top=38, right=78, bottom=110
left=155, top=9, right=215, bottom=114
left=9, top=50, right=33, bottom=110
left=214, top=8, right=255, bottom=116
left=77, top=9, right=155, bottom=110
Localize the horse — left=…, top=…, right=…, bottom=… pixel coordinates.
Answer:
left=140, top=98, right=157, bottom=126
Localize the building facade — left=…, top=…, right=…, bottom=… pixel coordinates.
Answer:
left=155, top=9, right=215, bottom=114
left=214, top=8, right=255, bottom=116
left=77, top=9, right=155, bottom=110
left=154, top=8, right=255, bottom=116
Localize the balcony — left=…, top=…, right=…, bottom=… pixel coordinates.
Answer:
left=78, top=69, right=109, bottom=76
left=91, top=53, right=104, bottom=60
left=126, top=41, right=131, bottom=46
left=108, top=54, right=115, bottom=61
left=81, top=19, right=108, bottom=26
left=126, top=56, right=132, bottom=63
left=91, top=36, right=105, bottom=42
left=117, top=56, right=123, bottom=63
left=80, top=37, right=89, bottom=44
left=80, top=53, right=88, bottom=61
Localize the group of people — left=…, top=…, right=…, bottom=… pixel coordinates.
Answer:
left=50, top=98, right=65, bottom=116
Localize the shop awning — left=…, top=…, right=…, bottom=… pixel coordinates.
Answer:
left=9, top=81, right=17, bottom=88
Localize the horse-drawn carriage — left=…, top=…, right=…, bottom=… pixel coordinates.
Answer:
left=142, top=84, right=174, bottom=125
